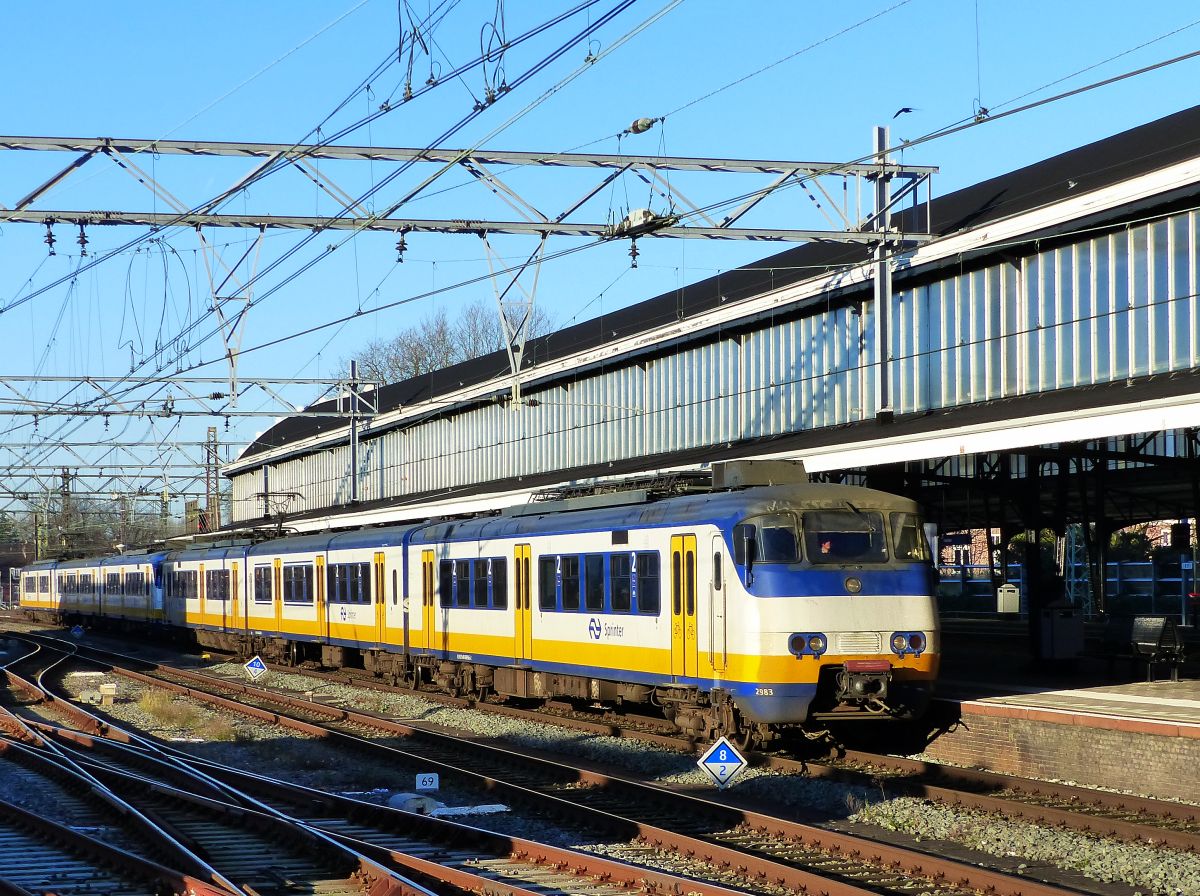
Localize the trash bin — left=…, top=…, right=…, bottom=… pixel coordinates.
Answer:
left=1040, top=606, right=1083, bottom=659
left=997, top=583, right=1020, bottom=614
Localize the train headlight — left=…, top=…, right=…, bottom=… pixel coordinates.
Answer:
left=890, top=631, right=926, bottom=657
left=789, top=632, right=828, bottom=658
left=844, top=576, right=862, bottom=594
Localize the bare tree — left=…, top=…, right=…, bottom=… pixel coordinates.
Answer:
left=346, top=299, right=556, bottom=384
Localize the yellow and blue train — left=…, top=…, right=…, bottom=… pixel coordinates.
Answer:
left=18, top=467, right=939, bottom=744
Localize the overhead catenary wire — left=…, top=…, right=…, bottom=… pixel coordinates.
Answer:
left=0, top=0, right=647, bottom=485
left=0, top=0, right=603, bottom=318
left=0, top=4, right=617, bottom=444
left=6, top=7, right=1200, bottom=506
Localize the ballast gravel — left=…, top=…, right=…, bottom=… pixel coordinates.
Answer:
left=36, top=655, right=1200, bottom=895
left=852, top=796, right=1200, bottom=896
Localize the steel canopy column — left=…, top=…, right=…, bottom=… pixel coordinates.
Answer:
left=873, top=126, right=893, bottom=418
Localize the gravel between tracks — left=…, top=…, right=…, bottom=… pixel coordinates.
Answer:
left=23, top=651, right=1200, bottom=895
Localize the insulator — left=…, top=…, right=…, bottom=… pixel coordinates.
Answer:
left=629, top=238, right=639, bottom=269
left=77, top=223, right=88, bottom=257
left=630, top=117, right=657, bottom=134
left=395, top=233, right=407, bottom=263
left=44, top=223, right=56, bottom=256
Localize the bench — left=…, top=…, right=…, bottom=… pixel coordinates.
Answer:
left=1130, top=615, right=1186, bottom=682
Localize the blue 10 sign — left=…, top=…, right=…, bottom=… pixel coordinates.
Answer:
left=697, top=736, right=748, bottom=788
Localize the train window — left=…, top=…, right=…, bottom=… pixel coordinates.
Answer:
left=635, top=552, right=660, bottom=615
left=684, top=548, right=696, bottom=616
left=890, top=512, right=931, bottom=561
left=611, top=553, right=632, bottom=612
left=106, top=572, right=120, bottom=593
left=80, top=574, right=92, bottom=591
left=455, top=560, right=471, bottom=607
left=584, top=555, right=605, bottom=611
left=205, top=569, right=229, bottom=601
left=803, top=508, right=888, bottom=564
left=24, top=577, right=35, bottom=593
left=354, top=562, right=371, bottom=603
left=282, top=564, right=315, bottom=604
left=713, top=553, right=723, bottom=590
left=561, top=556, right=581, bottom=611
left=472, top=559, right=489, bottom=608
left=439, top=560, right=454, bottom=608
left=538, top=556, right=557, bottom=610
left=38, top=575, right=49, bottom=594
left=491, top=558, right=508, bottom=610
left=327, top=563, right=371, bottom=604
left=739, top=513, right=800, bottom=563
left=253, top=565, right=273, bottom=603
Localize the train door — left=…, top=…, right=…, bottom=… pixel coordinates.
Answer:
left=315, top=555, right=327, bottom=642
left=230, top=561, right=240, bottom=632
left=514, top=543, right=532, bottom=662
left=374, top=552, right=387, bottom=645
left=670, top=534, right=698, bottom=679
left=421, top=550, right=436, bottom=650
left=198, top=563, right=206, bottom=626
left=709, top=536, right=727, bottom=672
left=273, top=558, right=283, bottom=633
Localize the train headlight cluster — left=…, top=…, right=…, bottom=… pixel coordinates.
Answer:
left=789, top=632, right=828, bottom=658
left=890, top=631, right=926, bottom=657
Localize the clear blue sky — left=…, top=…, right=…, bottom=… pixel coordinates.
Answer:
left=2, top=0, right=1199, bottom=478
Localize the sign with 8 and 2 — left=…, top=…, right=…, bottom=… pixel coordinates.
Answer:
left=696, top=736, right=747, bottom=789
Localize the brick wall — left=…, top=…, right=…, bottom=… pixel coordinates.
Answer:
left=922, top=703, right=1200, bottom=802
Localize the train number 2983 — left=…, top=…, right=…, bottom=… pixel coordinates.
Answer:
left=755, top=687, right=774, bottom=696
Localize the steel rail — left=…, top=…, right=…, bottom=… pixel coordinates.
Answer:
left=37, top=729, right=754, bottom=896
left=772, top=749, right=1200, bottom=852
left=39, top=635, right=1086, bottom=896
left=0, top=794, right=234, bottom=896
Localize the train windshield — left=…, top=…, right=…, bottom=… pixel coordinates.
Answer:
left=802, top=507, right=887, bottom=564
left=890, top=511, right=931, bottom=561
left=734, top=512, right=800, bottom=564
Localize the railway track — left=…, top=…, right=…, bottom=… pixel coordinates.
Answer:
left=780, top=748, right=1200, bottom=850
left=8, top=630, right=1112, bottom=896
left=0, top=635, right=776, bottom=896
left=248, top=642, right=1200, bottom=852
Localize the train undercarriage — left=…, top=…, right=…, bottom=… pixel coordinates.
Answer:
left=40, top=613, right=921, bottom=749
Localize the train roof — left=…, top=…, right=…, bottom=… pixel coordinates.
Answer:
left=98, top=551, right=168, bottom=567
left=412, top=482, right=919, bottom=544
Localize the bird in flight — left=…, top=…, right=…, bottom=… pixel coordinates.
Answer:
left=893, top=107, right=916, bottom=118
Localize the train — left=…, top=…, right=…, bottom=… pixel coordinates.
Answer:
left=16, top=462, right=939, bottom=745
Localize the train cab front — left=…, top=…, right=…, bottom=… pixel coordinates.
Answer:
left=733, top=491, right=940, bottom=725
left=784, top=625, right=937, bottom=721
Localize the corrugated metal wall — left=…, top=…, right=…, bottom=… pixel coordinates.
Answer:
left=230, top=208, right=1200, bottom=523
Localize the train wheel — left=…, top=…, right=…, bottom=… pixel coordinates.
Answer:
left=735, top=722, right=770, bottom=752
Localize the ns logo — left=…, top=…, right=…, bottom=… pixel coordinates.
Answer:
left=588, top=617, right=602, bottom=640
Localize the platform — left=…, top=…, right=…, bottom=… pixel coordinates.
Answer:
left=924, top=618, right=1200, bottom=802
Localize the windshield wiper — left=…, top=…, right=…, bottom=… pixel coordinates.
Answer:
left=843, top=501, right=877, bottom=532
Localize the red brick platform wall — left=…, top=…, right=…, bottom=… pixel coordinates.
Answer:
left=922, top=702, right=1200, bottom=803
